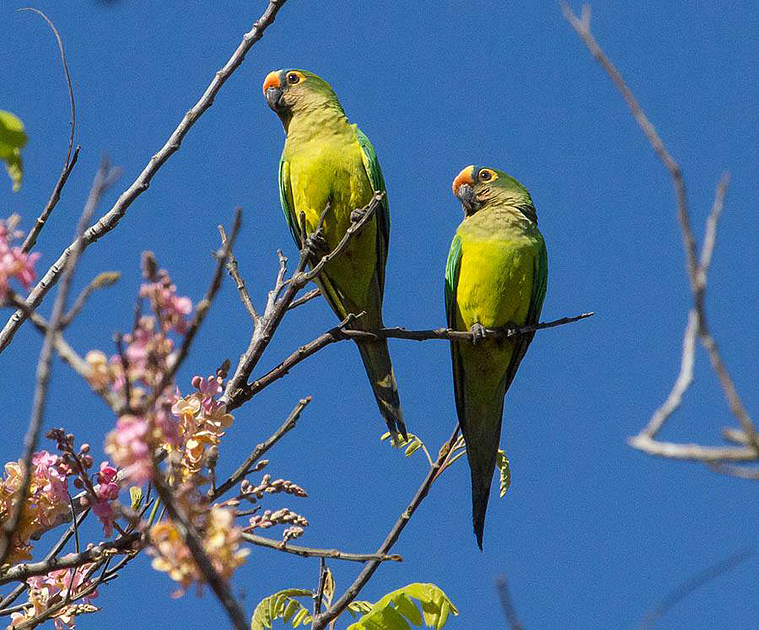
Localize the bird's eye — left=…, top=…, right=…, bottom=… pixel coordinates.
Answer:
left=479, top=170, right=492, bottom=181
left=287, top=73, right=300, bottom=85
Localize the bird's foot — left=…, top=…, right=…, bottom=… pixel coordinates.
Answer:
left=306, top=229, right=329, bottom=255
left=470, top=323, right=487, bottom=345
left=350, top=207, right=367, bottom=223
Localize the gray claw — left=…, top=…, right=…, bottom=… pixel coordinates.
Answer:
left=350, top=207, right=367, bottom=223
left=307, top=230, right=329, bottom=254
left=470, top=323, right=487, bottom=344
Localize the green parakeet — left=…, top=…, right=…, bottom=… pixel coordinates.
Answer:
left=262, top=69, right=406, bottom=439
left=445, top=165, right=548, bottom=549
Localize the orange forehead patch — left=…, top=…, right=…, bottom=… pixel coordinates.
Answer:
left=262, top=71, right=281, bottom=94
left=452, top=165, right=475, bottom=195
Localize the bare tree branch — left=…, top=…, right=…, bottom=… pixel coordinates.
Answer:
left=60, top=271, right=120, bottom=328
left=563, top=3, right=758, bottom=463
left=210, top=396, right=311, bottom=501
left=241, top=533, right=402, bottom=564
left=496, top=575, right=524, bottom=630
left=0, top=532, right=141, bottom=587
left=223, top=193, right=382, bottom=408
left=0, top=0, right=290, bottom=353
left=311, top=426, right=461, bottom=629
left=19, top=8, right=78, bottom=254
left=219, top=222, right=259, bottom=324
left=152, top=475, right=247, bottom=630
left=234, top=312, right=594, bottom=407
left=636, top=547, right=753, bottom=630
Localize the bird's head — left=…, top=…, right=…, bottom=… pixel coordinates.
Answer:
left=452, top=165, right=535, bottom=222
left=262, top=69, right=343, bottom=129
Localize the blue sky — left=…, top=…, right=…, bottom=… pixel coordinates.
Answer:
left=2, top=1, right=758, bottom=628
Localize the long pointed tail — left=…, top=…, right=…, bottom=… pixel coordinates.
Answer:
left=356, top=338, right=407, bottom=440
left=462, top=380, right=507, bottom=550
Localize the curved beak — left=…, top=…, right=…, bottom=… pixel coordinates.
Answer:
left=263, top=71, right=285, bottom=112
left=452, top=166, right=481, bottom=216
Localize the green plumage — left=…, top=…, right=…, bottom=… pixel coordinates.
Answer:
left=267, top=69, right=406, bottom=438
left=446, top=165, right=547, bottom=549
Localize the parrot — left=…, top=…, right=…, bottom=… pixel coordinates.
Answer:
left=262, top=68, right=407, bottom=440
left=445, top=165, right=548, bottom=549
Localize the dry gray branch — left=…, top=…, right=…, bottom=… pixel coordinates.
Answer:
left=564, top=3, right=758, bottom=466
left=241, top=533, right=402, bottom=564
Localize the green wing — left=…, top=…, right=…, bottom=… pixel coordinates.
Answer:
left=355, top=127, right=390, bottom=297
left=444, top=233, right=467, bottom=427
left=278, top=155, right=301, bottom=247
left=502, top=236, right=548, bottom=392
left=444, top=233, right=463, bottom=330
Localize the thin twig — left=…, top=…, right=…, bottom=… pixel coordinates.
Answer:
left=287, top=287, right=321, bottom=310
left=219, top=222, right=259, bottom=324
left=0, top=0, right=290, bottom=353
left=626, top=436, right=757, bottom=462
left=638, top=311, right=697, bottom=438
left=707, top=464, right=759, bottom=480
left=60, top=271, right=120, bottom=328
left=0, top=158, right=118, bottom=566
left=495, top=575, right=524, bottom=630
left=210, top=397, right=311, bottom=500
left=233, top=312, right=593, bottom=407
left=0, top=509, right=90, bottom=611
left=241, top=534, right=402, bottom=564
left=310, top=426, right=461, bottom=629
left=152, top=476, right=247, bottom=630
left=19, top=8, right=77, bottom=254
left=636, top=547, right=753, bottom=630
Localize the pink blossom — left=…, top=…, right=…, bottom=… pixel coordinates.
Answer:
left=104, top=416, right=152, bottom=485
left=92, top=462, right=120, bottom=537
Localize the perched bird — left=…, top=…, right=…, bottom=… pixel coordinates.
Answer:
left=445, top=165, right=548, bottom=549
left=262, top=69, right=406, bottom=439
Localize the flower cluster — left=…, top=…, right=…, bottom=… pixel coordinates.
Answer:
left=139, top=266, right=192, bottom=334
left=9, top=564, right=98, bottom=630
left=0, top=451, right=73, bottom=562
left=171, top=375, right=233, bottom=485
left=148, top=505, right=249, bottom=597
left=0, top=214, right=40, bottom=299
left=104, top=374, right=234, bottom=488
left=90, top=463, right=120, bottom=537
left=46, top=429, right=121, bottom=539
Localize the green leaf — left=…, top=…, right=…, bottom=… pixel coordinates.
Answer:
left=129, top=486, right=143, bottom=511
left=250, top=588, right=313, bottom=629
left=347, top=601, right=375, bottom=618
left=0, top=110, right=27, bottom=191
left=496, top=450, right=511, bottom=498
left=381, top=432, right=426, bottom=458
left=346, top=583, right=458, bottom=630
